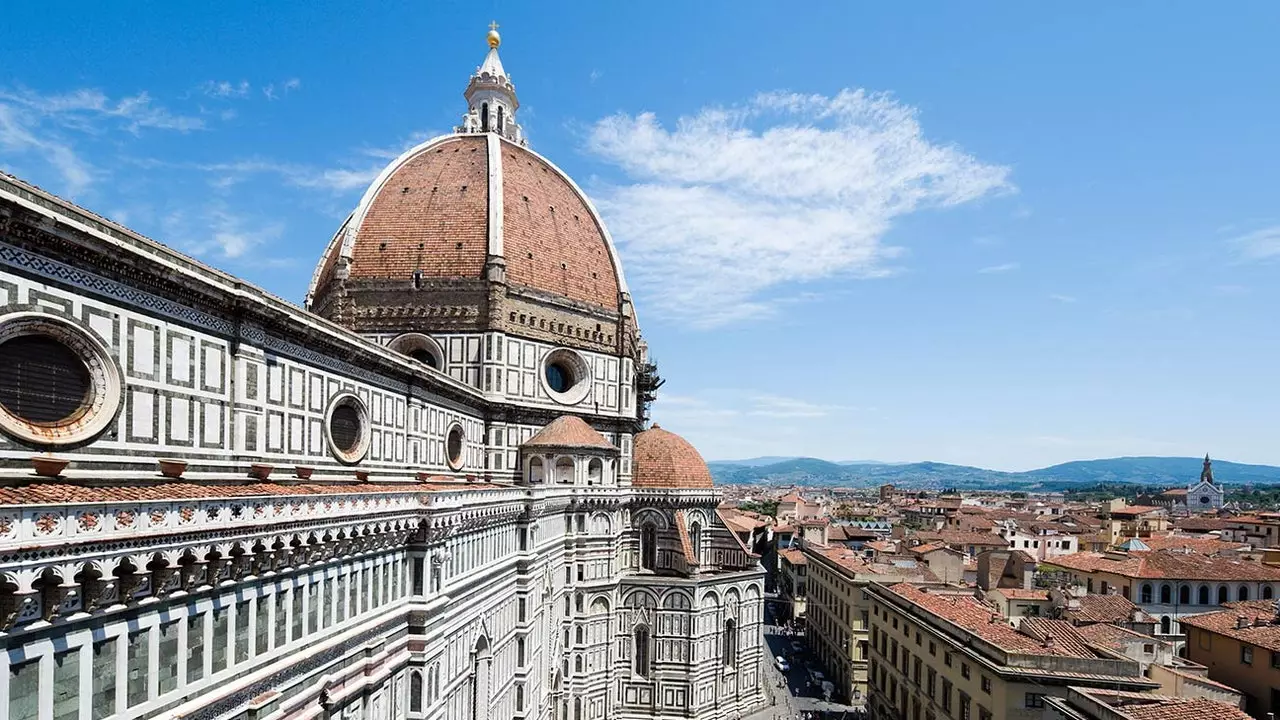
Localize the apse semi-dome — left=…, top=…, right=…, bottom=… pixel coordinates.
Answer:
left=632, top=425, right=715, bottom=489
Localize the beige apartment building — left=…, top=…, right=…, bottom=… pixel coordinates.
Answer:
left=802, top=544, right=936, bottom=707
left=865, top=583, right=1158, bottom=720
left=1182, top=600, right=1280, bottom=717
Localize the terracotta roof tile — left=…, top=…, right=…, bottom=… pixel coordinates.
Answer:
left=1179, top=600, right=1280, bottom=653
left=887, top=584, right=1103, bottom=658
left=914, top=530, right=1010, bottom=548
left=1064, top=594, right=1142, bottom=624
left=520, top=415, right=616, bottom=450
left=994, top=588, right=1050, bottom=601
left=631, top=425, right=713, bottom=489
left=1072, top=689, right=1251, bottom=720
left=1049, top=549, right=1280, bottom=581
left=1136, top=534, right=1248, bottom=555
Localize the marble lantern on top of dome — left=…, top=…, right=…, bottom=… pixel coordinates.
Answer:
left=456, top=24, right=525, bottom=146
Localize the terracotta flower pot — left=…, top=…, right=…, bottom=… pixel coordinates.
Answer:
left=31, top=455, right=69, bottom=478
left=355, top=470, right=370, bottom=482
left=158, top=458, right=187, bottom=479
left=294, top=466, right=314, bottom=480
left=249, top=463, right=274, bottom=480
left=416, top=472, right=432, bottom=483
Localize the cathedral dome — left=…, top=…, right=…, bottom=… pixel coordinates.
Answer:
left=632, top=425, right=715, bottom=489
left=307, top=133, right=624, bottom=311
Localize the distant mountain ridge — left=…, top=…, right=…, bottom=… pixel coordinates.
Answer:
left=706, top=456, right=1280, bottom=490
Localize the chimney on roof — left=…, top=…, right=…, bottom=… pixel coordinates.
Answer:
left=1043, top=636, right=1056, bottom=649
left=1237, top=615, right=1250, bottom=629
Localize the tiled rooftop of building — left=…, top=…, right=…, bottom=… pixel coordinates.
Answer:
left=1074, top=623, right=1161, bottom=654
left=1048, top=548, right=1280, bottom=581
left=1134, top=534, right=1248, bottom=555
left=993, top=588, right=1050, bottom=601
left=1110, top=505, right=1165, bottom=516
left=1063, top=593, right=1143, bottom=625
left=1179, top=600, right=1280, bottom=653
left=914, top=530, right=1010, bottom=547
left=886, top=583, right=1105, bottom=659
left=806, top=544, right=937, bottom=582
left=1069, top=688, right=1252, bottom=720
left=778, top=548, right=807, bottom=565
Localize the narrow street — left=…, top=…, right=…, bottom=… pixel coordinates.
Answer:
left=745, top=621, right=869, bottom=720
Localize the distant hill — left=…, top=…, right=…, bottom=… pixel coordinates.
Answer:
left=707, top=456, right=1280, bottom=490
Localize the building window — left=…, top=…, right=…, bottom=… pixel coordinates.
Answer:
left=961, top=662, right=970, bottom=679
left=48, top=648, right=79, bottom=720
left=127, top=629, right=149, bottom=707
left=1240, top=586, right=1251, bottom=602
left=1160, top=616, right=1171, bottom=635
left=446, top=423, right=466, bottom=470
left=941, top=679, right=952, bottom=712
left=641, top=524, right=657, bottom=571
left=724, top=619, right=738, bottom=666
left=634, top=626, right=652, bottom=677
left=1179, top=585, right=1190, bottom=605
left=325, top=393, right=370, bottom=463
left=1025, top=693, right=1045, bottom=708
left=1242, top=645, right=1254, bottom=665
left=959, top=692, right=971, bottom=720
left=1159, top=584, right=1171, bottom=604
left=336, top=575, right=348, bottom=622
left=0, top=315, right=123, bottom=447
left=9, top=657, right=38, bottom=720
left=410, top=670, right=423, bottom=712
left=1218, top=586, right=1229, bottom=604
left=981, top=675, right=991, bottom=693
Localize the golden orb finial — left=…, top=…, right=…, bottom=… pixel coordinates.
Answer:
left=487, top=21, right=501, bottom=49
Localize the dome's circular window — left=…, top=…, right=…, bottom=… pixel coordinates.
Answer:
left=0, top=312, right=122, bottom=447
left=326, top=393, right=371, bottom=464
left=540, top=348, right=591, bottom=405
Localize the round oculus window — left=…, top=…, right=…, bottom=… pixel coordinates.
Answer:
left=325, top=393, right=370, bottom=464
left=539, top=348, right=592, bottom=405
left=0, top=313, right=122, bottom=447
left=446, top=422, right=465, bottom=470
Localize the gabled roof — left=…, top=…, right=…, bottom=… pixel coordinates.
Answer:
left=1064, top=594, right=1142, bottom=625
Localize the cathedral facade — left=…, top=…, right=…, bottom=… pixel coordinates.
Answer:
left=0, top=28, right=766, bottom=720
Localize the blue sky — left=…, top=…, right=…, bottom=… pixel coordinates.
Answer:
left=3, top=2, right=1279, bottom=470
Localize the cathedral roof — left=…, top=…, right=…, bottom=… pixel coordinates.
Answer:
left=307, top=133, right=624, bottom=310
left=306, top=28, right=628, bottom=317
left=521, top=415, right=616, bottom=450
left=631, top=425, right=715, bottom=489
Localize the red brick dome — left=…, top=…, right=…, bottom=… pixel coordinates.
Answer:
left=307, top=133, right=626, bottom=311
left=632, top=425, right=715, bottom=489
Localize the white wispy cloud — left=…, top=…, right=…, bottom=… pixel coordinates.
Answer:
left=202, top=80, right=251, bottom=99
left=0, top=87, right=205, bottom=194
left=977, top=262, right=1019, bottom=274
left=1049, top=293, right=1077, bottom=303
left=585, top=89, right=1013, bottom=326
left=1229, top=225, right=1280, bottom=262
left=262, top=78, right=301, bottom=101
left=164, top=205, right=285, bottom=261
